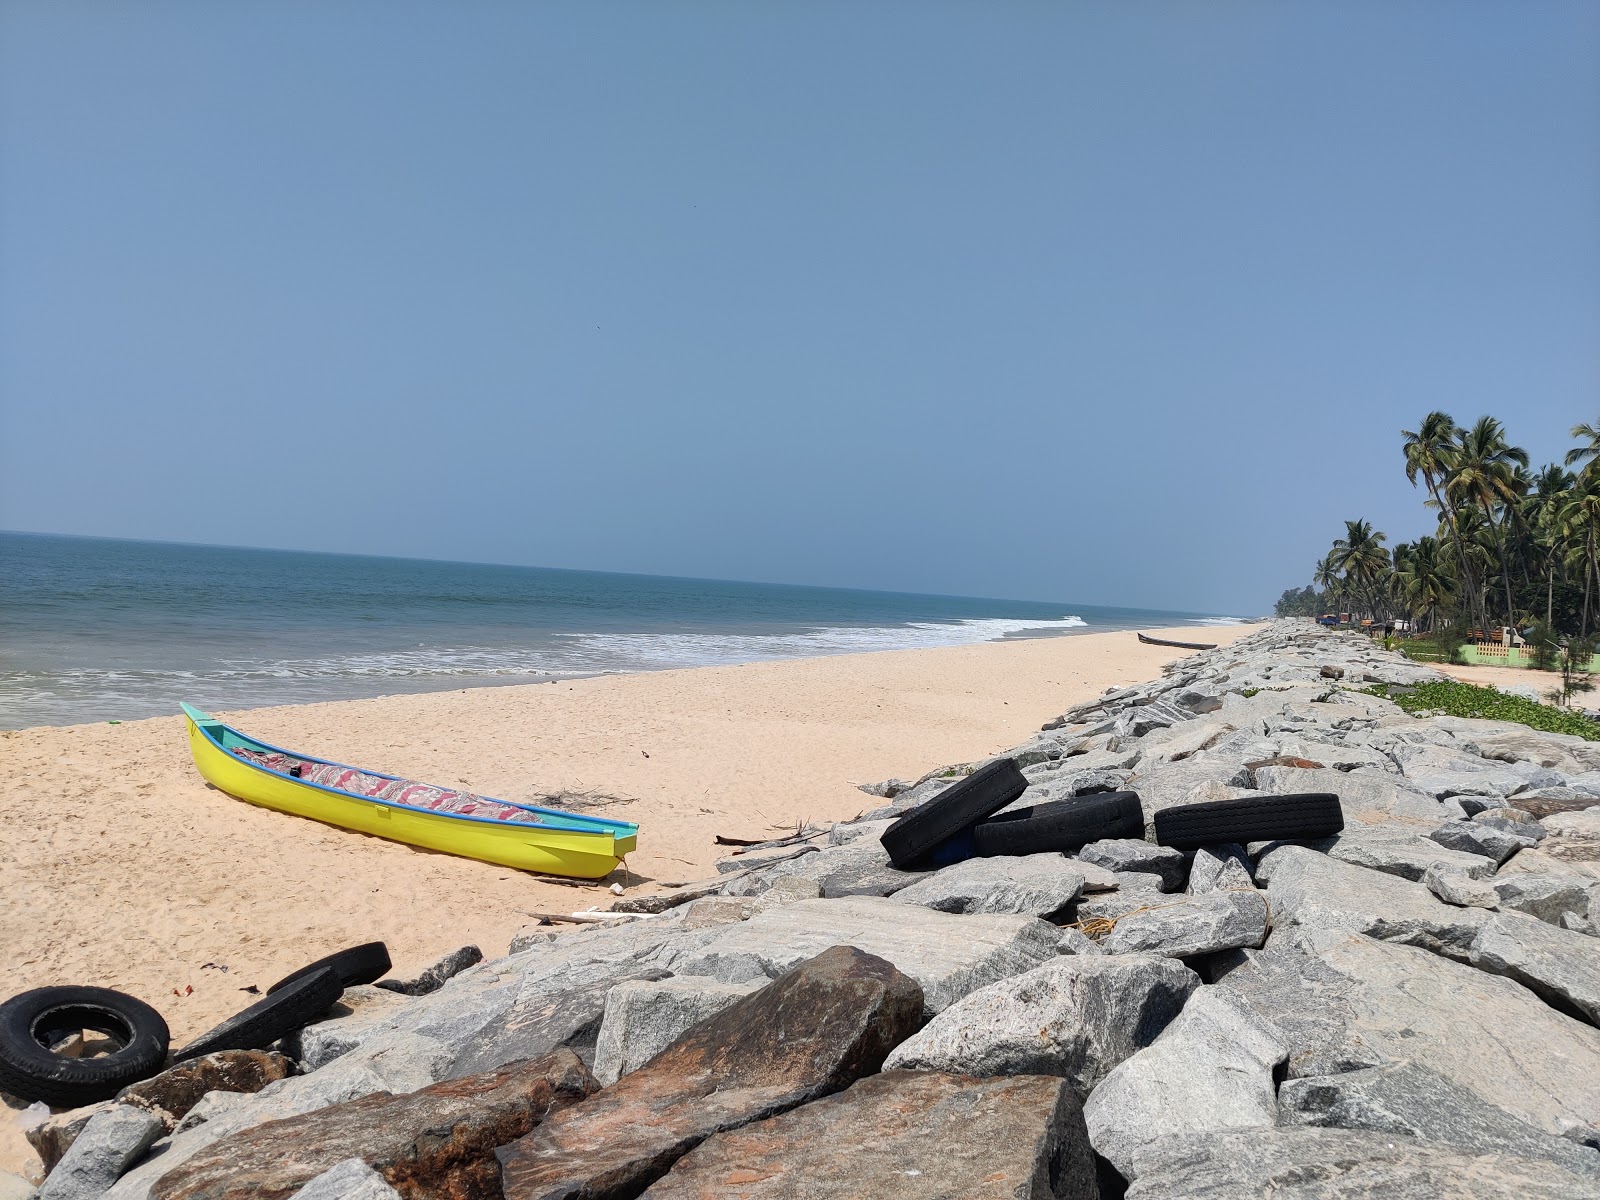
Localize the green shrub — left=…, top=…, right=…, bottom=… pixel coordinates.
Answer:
left=1369, top=679, right=1600, bottom=741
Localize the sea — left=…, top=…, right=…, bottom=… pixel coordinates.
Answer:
left=0, top=531, right=1247, bottom=729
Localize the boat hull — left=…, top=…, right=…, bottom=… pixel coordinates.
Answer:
left=183, top=708, right=635, bottom=879
left=1136, top=632, right=1218, bottom=651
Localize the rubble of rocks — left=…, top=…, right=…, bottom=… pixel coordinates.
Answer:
left=11, top=620, right=1600, bottom=1198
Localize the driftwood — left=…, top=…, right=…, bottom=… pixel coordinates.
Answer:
left=610, top=844, right=823, bottom=914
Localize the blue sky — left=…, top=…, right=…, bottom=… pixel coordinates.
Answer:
left=2, top=2, right=1596, bottom=615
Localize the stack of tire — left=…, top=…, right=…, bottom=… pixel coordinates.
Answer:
left=879, top=757, right=1342, bottom=869
left=0, top=942, right=391, bottom=1108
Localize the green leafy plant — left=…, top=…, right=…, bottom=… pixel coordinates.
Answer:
left=1378, top=678, right=1600, bottom=740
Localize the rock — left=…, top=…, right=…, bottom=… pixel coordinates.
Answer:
left=1499, top=846, right=1600, bottom=880
left=25, top=1106, right=115, bottom=1176
left=661, top=897, right=1060, bottom=1016
left=1083, top=987, right=1286, bottom=1183
left=1395, top=743, right=1562, bottom=800
left=115, top=1052, right=295, bottom=1131
left=882, top=954, right=1198, bottom=1099
left=496, top=946, right=923, bottom=1200
left=507, top=927, right=558, bottom=953
left=286, top=1159, right=400, bottom=1199
left=592, top=977, right=761, bottom=1086
left=642, top=1071, right=1098, bottom=1199
left=373, top=946, right=482, bottom=996
left=0, top=1171, right=34, bottom=1200
left=888, top=853, right=1085, bottom=919
left=826, top=818, right=893, bottom=845
left=1469, top=912, right=1600, bottom=1026
left=1259, top=845, right=1488, bottom=960
left=1317, top=820, right=1496, bottom=881
left=149, top=1051, right=596, bottom=1200
left=1125, top=1127, right=1600, bottom=1199
left=1476, top=810, right=1548, bottom=839
left=1134, top=718, right=1234, bottom=766
left=1253, top=765, right=1457, bottom=823
left=1077, top=840, right=1186, bottom=891
left=1431, top=820, right=1538, bottom=866
left=1423, top=863, right=1500, bottom=909
left=37, top=1106, right=163, bottom=1200
left=1058, top=927, right=1105, bottom=955
left=1491, top=873, right=1597, bottom=925
left=1185, top=844, right=1252, bottom=893
left=1218, top=928, right=1600, bottom=1138
left=281, top=988, right=415, bottom=1067
left=740, top=876, right=823, bottom=912
left=1517, top=791, right=1600, bottom=819
left=748, top=840, right=929, bottom=898
left=1099, top=890, right=1269, bottom=957
left=1545, top=808, right=1600, bottom=837
left=1278, top=1061, right=1600, bottom=1178
left=1074, top=860, right=1121, bottom=892
left=1123, top=761, right=1252, bottom=820
left=714, top=843, right=821, bottom=875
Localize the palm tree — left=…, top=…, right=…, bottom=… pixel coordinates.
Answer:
left=1330, top=519, right=1390, bottom=621
left=1403, top=412, right=1480, bottom=628
left=1447, top=416, right=1529, bottom=627
left=1565, top=420, right=1600, bottom=477
left=1313, top=553, right=1342, bottom=618
left=1525, top=464, right=1576, bottom=624
left=1393, top=536, right=1453, bottom=632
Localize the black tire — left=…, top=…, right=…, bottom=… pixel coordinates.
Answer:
left=1154, top=792, right=1344, bottom=851
left=0, top=986, right=170, bottom=1107
left=266, top=942, right=391, bottom=995
left=880, top=759, right=1029, bottom=868
left=173, top=968, right=342, bottom=1062
left=972, top=792, right=1145, bottom=857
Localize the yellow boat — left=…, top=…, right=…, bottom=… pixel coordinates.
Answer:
left=181, top=703, right=636, bottom=878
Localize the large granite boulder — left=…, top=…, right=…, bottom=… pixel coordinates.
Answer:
left=1469, top=912, right=1600, bottom=1026
left=1098, top=890, right=1269, bottom=957
left=1252, top=766, right=1457, bottom=824
left=592, top=977, right=761, bottom=1085
left=496, top=946, right=924, bottom=1200
left=1317, top=820, right=1495, bottom=881
left=1125, top=1128, right=1600, bottom=1198
left=1083, top=987, right=1285, bottom=1182
left=149, top=1052, right=596, bottom=1200
left=660, top=897, right=1061, bottom=1016
left=38, top=1106, right=164, bottom=1200
left=639, top=1070, right=1098, bottom=1199
left=1219, top=928, right=1600, bottom=1138
left=888, top=853, right=1086, bottom=919
left=882, top=954, right=1198, bottom=1098
left=1278, top=1061, right=1600, bottom=1178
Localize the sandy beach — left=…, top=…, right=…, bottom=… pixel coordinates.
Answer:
left=0, top=625, right=1250, bottom=1049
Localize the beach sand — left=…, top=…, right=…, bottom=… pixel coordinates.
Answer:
left=0, top=624, right=1250, bottom=1067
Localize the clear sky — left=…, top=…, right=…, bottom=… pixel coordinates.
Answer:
left=2, top=2, right=1596, bottom=615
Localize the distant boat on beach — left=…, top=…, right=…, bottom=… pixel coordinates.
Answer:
left=1136, top=632, right=1218, bottom=651
left=181, top=703, right=636, bottom=878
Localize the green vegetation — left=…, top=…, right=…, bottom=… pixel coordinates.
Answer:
left=1275, top=414, right=1600, bottom=656
left=1366, top=679, right=1600, bottom=741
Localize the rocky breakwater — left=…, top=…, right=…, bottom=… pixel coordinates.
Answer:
left=14, top=620, right=1600, bottom=1198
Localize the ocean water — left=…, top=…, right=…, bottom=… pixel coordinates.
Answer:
left=0, top=532, right=1244, bottom=729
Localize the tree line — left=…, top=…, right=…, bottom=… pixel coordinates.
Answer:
left=1275, top=413, right=1600, bottom=640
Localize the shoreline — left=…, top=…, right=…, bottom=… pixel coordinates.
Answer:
left=0, top=623, right=1252, bottom=1052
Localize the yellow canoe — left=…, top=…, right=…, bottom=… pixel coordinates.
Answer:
left=182, top=703, right=636, bottom=878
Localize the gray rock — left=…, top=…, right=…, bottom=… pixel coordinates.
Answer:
left=1125, top=1127, right=1600, bottom=1198
left=662, top=896, right=1061, bottom=1016
left=1317, top=820, right=1496, bottom=882
left=713, top=843, right=821, bottom=875
left=36, top=1105, right=162, bottom=1200
left=1185, top=844, right=1253, bottom=893
left=1124, top=761, right=1252, bottom=820
left=1254, top=765, right=1458, bottom=823
left=1135, top=718, right=1235, bottom=766
left=888, top=853, right=1085, bottom=919
left=1059, top=927, right=1105, bottom=955
left=1469, top=911, right=1600, bottom=1026
left=1278, top=1061, right=1600, bottom=1178
left=1395, top=742, right=1562, bottom=799
left=1431, top=819, right=1539, bottom=865
left=287, top=1159, right=401, bottom=1199
left=825, top=818, right=893, bottom=845
left=1099, top=890, right=1270, bottom=958
left=1492, top=873, right=1598, bottom=925
left=1498, top=846, right=1600, bottom=881
left=283, top=987, right=414, bottom=1066
left=1476, top=813, right=1548, bottom=841
left=739, top=875, right=823, bottom=912
left=591, top=976, right=761, bottom=1085
left=1260, top=844, right=1488, bottom=960
left=1078, top=839, right=1186, bottom=891
left=751, top=839, right=929, bottom=898
left=882, top=953, right=1198, bottom=1098
left=373, top=946, right=483, bottom=997
left=1423, top=863, right=1500, bottom=909
left=1083, top=987, right=1286, bottom=1181
left=1218, top=928, right=1600, bottom=1138
left=0, top=1171, right=34, bottom=1200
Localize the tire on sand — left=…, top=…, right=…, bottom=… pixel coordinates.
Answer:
left=879, top=758, right=1029, bottom=869
left=0, top=986, right=170, bottom=1107
left=267, top=941, right=391, bottom=995
left=174, top=968, right=342, bottom=1062
left=1154, top=792, right=1343, bottom=851
left=972, top=791, right=1144, bottom=857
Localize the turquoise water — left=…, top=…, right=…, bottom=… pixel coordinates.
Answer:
left=0, top=531, right=1243, bottom=728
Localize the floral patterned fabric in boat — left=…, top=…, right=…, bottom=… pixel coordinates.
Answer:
left=229, top=747, right=542, bottom=825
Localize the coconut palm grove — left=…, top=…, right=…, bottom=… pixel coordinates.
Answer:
left=1276, top=414, right=1600, bottom=653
